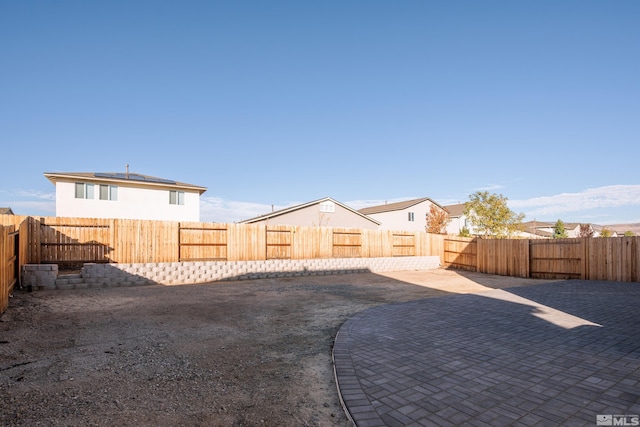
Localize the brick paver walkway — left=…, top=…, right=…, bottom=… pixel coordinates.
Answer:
left=333, top=280, right=640, bottom=426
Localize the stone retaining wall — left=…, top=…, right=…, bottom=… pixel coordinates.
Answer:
left=21, top=264, right=58, bottom=290
left=22, top=256, right=441, bottom=289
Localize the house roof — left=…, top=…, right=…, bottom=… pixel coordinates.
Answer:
left=0, top=207, right=14, bottom=215
left=44, top=171, right=208, bottom=194
left=240, top=197, right=380, bottom=225
left=443, top=203, right=465, bottom=217
left=522, top=221, right=583, bottom=230
left=358, top=197, right=444, bottom=215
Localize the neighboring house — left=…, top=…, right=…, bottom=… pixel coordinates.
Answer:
left=44, top=170, right=207, bottom=222
left=591, top=225, right=619, bottom=238
left=516, top=221, right=556, bottom=238
left=443, top=203, right=468, bottom=235
left=0, top=207, right=14, bottom=215
left=358, top=197, right=444, bottom=232
left=240, top=197, right=380, bottom=229
left=519, top=221, right=615, bottom=238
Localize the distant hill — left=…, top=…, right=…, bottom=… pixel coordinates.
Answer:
left=603, top=223, right=640, bottom=235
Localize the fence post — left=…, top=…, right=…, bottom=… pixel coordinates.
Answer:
left=1, top=225, right=6, bottom=314
left=580, top=238, right=587, bottom=280
left=35, top=217, right=42, bottom=264
left=630, top=236, right=640, bottom=282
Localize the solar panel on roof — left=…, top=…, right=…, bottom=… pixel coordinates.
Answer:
left=93, top=172, right=176, bottom=185
left=145, top=176, right=177, bottom=184
left=125, top=174, right=145, bottom=181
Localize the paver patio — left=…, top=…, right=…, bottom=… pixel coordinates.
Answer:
left=333, top=280, right=640, bottom=427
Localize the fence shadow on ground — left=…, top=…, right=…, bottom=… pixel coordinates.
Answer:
left=74, top=263, right=385, bottom=289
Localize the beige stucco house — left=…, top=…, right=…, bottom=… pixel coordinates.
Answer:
left=240, top=197, right=380, bottom=229
left=443, top=203, right=468, bottom=235
left=45, top=170, right=207, bottom=222
left=358, top=197, right=444, bottom=231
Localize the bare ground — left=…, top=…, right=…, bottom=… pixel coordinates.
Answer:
left=0, top=269, right=555, bottom=427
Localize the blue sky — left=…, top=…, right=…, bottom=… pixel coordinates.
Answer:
left=1, top=1, right=639, bottom=225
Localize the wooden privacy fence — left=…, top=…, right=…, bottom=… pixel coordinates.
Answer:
left=4, top=214, right=638, bottom=283
left=1, top=225, right=18, bottom=314
left=444, top=236, right=640, bottom=282
left=11, top=216, right=445, bottom=265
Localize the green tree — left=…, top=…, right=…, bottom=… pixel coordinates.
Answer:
left=624, top=230, right=636, bottom=237
left=600, top=228, right=613, bottom=238
left=459, top=226, right=471, bottom=237
left=553, top=219, right=569, bottom=239
left=463, top=191, right=525, bottom=238
left=425, top=205, right=450, bottom=234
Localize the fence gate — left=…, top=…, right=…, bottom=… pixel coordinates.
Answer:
left=266, top=227, right=292, bottom=260
left=392, top=233, right=416, bottom=257
left=529, top=238, right=582, bottom=280
left=38, top=218, right=111, bottom=268
left=1, top=226, right=18, bottom=314
left=332, top=230, right=362, bottom=258
left=179, top=224, right=228, bottom=261
left=443, top=236, right=477, bottom=271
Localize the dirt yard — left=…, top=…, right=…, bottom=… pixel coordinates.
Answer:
left=0, top=269, right=554, bottom=427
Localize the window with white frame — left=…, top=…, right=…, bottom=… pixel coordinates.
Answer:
left=408, top=212, right=415, bottom=222
left=169, top=190, right=185, bottom=205
left=99, top=185, right=118, bottom=201
left=319, top=201, right=335, bottom=213
left=75, top=183, right=95, bottom=199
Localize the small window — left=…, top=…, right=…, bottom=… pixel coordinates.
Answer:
left=75, top=182, right=94, bottom=199
left=100, top=184, right=118, bottom=201
left=319, top=201, right=335, bottom=213
left=170, top=190, right=184, bottom=205
left=75, top=183, right=85, bottom=199
left=408, top=212, right=415, bottom=222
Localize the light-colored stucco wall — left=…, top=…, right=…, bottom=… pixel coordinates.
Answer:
left=446, top=216, right=466, bottom=235
left=250, top=203, right=378, bottom=229
left=55, top=179, right=200, bottom=221
left=367, top=200, right=437, bottom=231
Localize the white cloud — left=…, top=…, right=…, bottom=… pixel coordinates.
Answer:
left=0, top=189, right=56, bottom=216
left=475, top=184, right=505, bottom=192
left=4, top=200, right=56, bottom=215
left=14, top=190, right=56, bottom=200
left=200, top=197, right=296, bottom=223
left=509, top=185, right=640, bottom=219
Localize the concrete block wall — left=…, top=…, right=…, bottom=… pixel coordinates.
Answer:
left=21, top=264, right=58, bottom=290
left=80, top=256, right=441, bottom=286
left=22, top=256, right=441, bottom=289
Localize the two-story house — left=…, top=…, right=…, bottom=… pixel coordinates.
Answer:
left=358, top=197, right=444, bottom=232
left=45, top=170, right=207, bottom=222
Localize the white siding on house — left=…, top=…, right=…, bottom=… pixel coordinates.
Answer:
left=367, top=200, right=436, bottom=231
left=446, top=216, right=467, bottom=235
left=55, top=180, right=201, bottom=221
left=367, top=200, right=440, bottom=231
